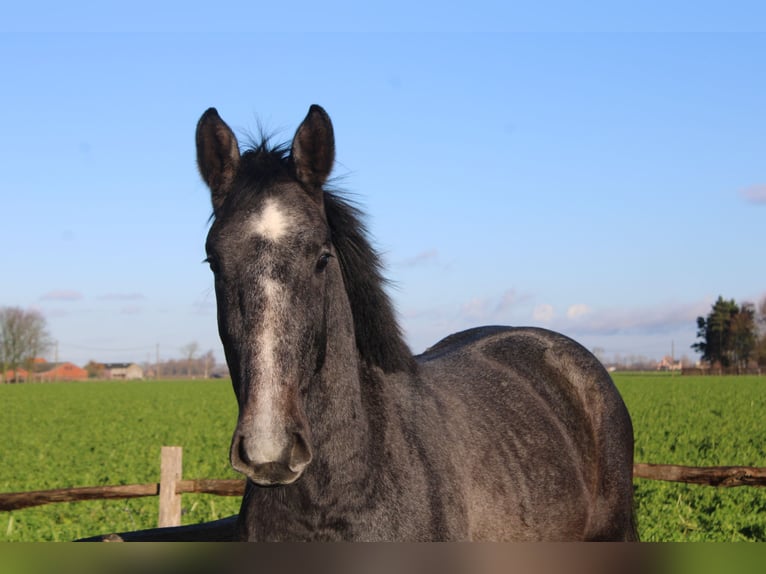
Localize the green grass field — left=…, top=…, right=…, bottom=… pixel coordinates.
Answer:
left=1, top=380, right=242, bottom=541
left=1, top=373, right=765, bottom=541
left=615, top=372, right=766, bottom=541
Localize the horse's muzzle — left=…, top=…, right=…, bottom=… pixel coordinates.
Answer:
left=229, top=430, right=312, bottom=486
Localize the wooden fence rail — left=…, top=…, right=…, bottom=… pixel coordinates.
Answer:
left=1, top=447, right=764, bottom=529
left=0, top=446, right=245, bottom=527
left=632, top=462, right=766, bottom=487
left=0, top=480, right=245, bottom=512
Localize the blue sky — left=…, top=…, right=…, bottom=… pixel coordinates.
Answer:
left=2, top=4, right=765, bottom=367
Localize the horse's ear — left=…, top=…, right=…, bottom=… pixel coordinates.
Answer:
left=290, top=105, right=335, bottom=196
left=196, top=108, right=241, bottom=212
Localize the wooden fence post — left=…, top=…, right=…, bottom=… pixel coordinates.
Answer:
left=158, top=446, right=182, bottom=527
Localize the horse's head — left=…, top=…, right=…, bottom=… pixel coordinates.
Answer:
left=196, top=105, right=337, bottom=486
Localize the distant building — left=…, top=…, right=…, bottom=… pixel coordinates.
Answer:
left=657, top=356, right=682, bottom=371
left=31, top=361, right=88, bottom=381
left=2, top=359, right=88, bottom=382
left=2, top=367, right=29, bottom=382
left=103, top=363, right=144, bottom=380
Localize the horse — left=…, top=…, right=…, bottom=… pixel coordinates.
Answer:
left=195, top=104, right=638, bottom=541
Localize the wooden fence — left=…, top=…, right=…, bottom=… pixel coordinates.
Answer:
left=0, top=447, right=244, bottom=527
left=633, top=463, right=766, bottom=487
left=1, top=446, right=764, bottom=538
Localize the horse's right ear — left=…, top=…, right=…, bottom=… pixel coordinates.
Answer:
left=196, top=108, right=241, bottom=212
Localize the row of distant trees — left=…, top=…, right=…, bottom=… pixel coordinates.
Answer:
left=82, top=353, right=222, bottom=379
left=81, top=344, right=223, bottom=379
left=0, top=306, right=224, bottom=381
left=592, top=351, right=695, bottom=372
left=692, top=296, right=766, bottom=369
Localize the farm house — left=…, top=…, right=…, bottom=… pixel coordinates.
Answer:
left=102, top=363, right=144, bottom=380
left=1, top=367, right=29, bottom=382
left=30, top=361, right=88, bottom=382
left=2, top=360, right=88, bottom=382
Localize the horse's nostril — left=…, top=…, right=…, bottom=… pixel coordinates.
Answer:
left=236, top=435, right=251, bottom=466
left=290, top=432, right=312, bottom=471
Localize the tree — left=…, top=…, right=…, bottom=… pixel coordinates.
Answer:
left=202, top=349, right=215, bottom=379
left=0, top=307, right=53, bottom=382
left=692, top=296, right=735, bottom=366
left=180, top=341, right=200, bottom=378
left=755, top=296, right=766, bottom=367
left=84, top=360, right=105, bottom=379
left=756, top=295, right=766, bottom=337
left=729, top=302, right=756, bottom=369
left=692, top=296, right=757, bottom=369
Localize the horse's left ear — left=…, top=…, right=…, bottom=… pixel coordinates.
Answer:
left=291, top=105, right=335, bottom=196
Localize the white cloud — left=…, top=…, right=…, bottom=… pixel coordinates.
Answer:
left=457, top=289, right=525, bottom=323
left=98, top=292, right=146, bottom=301
left=561, top=300, right=710, bottom=336
left=532, top=304, right=554, bottom=322
left=495, top=289, right=518, bottom=314
left=740, top=185, right=766, bottom=204
left=566, top=303, right=591, bottom=319
left=460, top=298, right=490, bottom=322
left=402, top=296, right=714, bottom=361
left=40, top=290, right=83, bottom=302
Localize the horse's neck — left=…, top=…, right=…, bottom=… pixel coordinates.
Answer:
left=303, top=282, right=375, bottom=484
left=302, top=267, right=414, bottom=493
left=308, top=328, right=367, bottom=451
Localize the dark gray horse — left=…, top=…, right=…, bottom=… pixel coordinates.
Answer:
left=195, top=105, right=637, bottom=541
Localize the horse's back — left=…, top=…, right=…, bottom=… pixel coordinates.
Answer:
left=416, top=326, right=637, bottom=541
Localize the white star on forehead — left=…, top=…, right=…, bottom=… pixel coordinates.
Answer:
left=247, top=198, right=292, bottom=242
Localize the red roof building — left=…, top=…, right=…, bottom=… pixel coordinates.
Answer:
left=30, top=362, right=88, bottom=381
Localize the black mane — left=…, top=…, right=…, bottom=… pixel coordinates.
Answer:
left=218, top=142, right=416, bottom=375
left=323, top=191, right=417, bottom=374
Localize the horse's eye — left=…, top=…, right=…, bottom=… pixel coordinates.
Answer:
left=205, top=256, right=220, bottom=274
left=316, top=253, right=333, bottom=272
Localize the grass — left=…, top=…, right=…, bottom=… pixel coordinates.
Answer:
left=613, top=372, right=766, bottom=541
left=1, top=379, right=241, bottom=541
left=1, top=373, right=765, bottom=541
